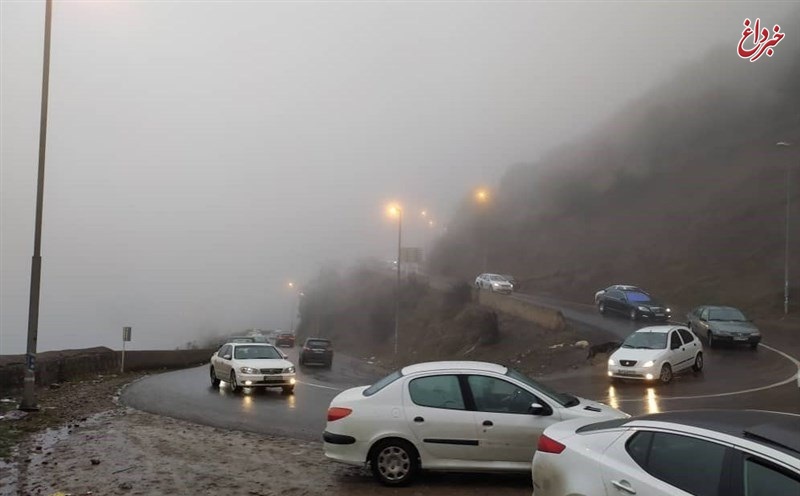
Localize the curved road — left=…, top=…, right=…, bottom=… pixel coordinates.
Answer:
left=122, top=294, right=800, bottom=440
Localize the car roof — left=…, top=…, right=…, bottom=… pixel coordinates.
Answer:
left=401, top=361, right=507, bottom=375
left=633, top=325, right=681, bottom=334
left=305, top=337, right=330, bottom=341
left=630, top=410, right=800, bottom=457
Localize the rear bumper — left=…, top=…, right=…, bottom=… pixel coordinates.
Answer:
left=301, top=352, right=333, bottom=363
left=714, top=335, right=761, bottom=345
left=323, top=431, right=356, bottom=445
left=324, top=436, right=368, bottom=466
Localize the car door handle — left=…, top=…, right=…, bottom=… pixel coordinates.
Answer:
left=482, top=420, right=493, bottom=427
left=611, top=480, right=636, bottom=495
left=414, top=416, right=424, bottom=423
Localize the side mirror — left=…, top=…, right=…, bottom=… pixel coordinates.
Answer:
left=223, top=354, right=231, bottom=360
left=529, top=403, right=546, bottom=415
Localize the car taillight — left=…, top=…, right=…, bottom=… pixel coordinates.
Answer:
left=327, top=407, right=352, bottom=422
left=537, top=434, right=566, bottom=454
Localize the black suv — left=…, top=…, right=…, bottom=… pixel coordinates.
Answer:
left=597, top=288, right=671, bottom=321
left=299, top=338, right=333, bottom=368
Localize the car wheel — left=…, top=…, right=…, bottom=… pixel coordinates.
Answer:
left=692, top=352, right=704, bottom=372
left=299, top=356, right=304, bottom=366
left=210, top=367, right=220, bottom=388
left=659, top=363, right=673, bottom=384
left=370, top=439, right=419, bottom=486
left=230, top=371, right=241, bottom=393
left=325, top=359, right=333, bottom=369
left=707, top=332, right=715, bottom=348
left=749, top=342, right=759, bottom=350
left=629, top=308, right=638, bottom=321
left=282, top=385, right=294, bottom=395
left=598, top=302, right=606, bottom=315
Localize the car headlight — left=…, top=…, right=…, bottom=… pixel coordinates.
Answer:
left=666, top=308, right=671, bottom=313
left=638, top=306, right=649, bottom=312
left=642, top=360, right=655, bottom=368
left=240, top=367, right=259, bottom=374
left=492, top=282, right=500, bottom=287
left=284, top=366, right=295, bottom=374
left=608, top=359, right=615, bottom=366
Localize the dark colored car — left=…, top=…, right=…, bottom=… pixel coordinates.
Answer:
left=686, top=305, right=761, bottom=349
left=275, top=332, right=296, bottom=348
left=299, top=338, right=333, bottom=368
left=597, top=288, right=671, bottom=321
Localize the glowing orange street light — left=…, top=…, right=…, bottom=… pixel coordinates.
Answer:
left=475, top=188, right=489, bottom=203
left=421, top=210, right=428, bottom=217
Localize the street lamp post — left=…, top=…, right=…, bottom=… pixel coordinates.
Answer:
left=475, top=188, right=490, bottom=272
left=777, top=141, right=793, bottom=315
left=386, top=204, right=403, bottom=357
left=20, top=0, right=54, bottom=412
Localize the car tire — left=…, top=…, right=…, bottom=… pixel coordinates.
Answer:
left=325, top=359, right=333, bottom=369
left=749, top=342, right=759, bottom=350
left=659, top=363, right=673, bottom=384
left=692, top=352, right=704, bottom=372
left=598, top=302, right=606, bottom=315
left=629, top=308, right=638, bottom=321
left=369, top=439, right=419, bottom=486
left=707, top=332, right=715, bottom=348
left=230, top=371, right=241, bottom=393
left=282, top=385, right=294, bottom=395
left=299, top=356, right=304, bottom=366
left=210, top=367, right=220, bottom=388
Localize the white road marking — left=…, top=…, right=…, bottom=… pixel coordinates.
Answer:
left=616, top=343, right=800, bottom=402
left=296, top=380, right=344, bottom=391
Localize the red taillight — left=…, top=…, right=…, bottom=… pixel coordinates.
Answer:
left=537, top=434, right=566, bottom=454
left=327, top=407, right=352, bottom=422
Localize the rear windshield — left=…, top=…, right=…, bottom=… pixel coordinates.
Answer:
left=307, top=339, right=331, bottom=348
left=363, top=370, right=403, bottom=397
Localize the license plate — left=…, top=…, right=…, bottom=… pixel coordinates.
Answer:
left=734, top=337, right=747, bottom=341
left=655, top=314, right=665, bottom=318
left=617, top=370, right=638, bottom=376
left=313, top=350, right=324, bottom=353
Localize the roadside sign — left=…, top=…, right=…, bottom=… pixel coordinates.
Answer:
left=123, top=326, right=132, bottom=342
left=121, top=326, right=132, bottom=373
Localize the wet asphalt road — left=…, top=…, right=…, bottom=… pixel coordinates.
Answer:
left=122, top=349, right=382, bottom=441
left=121, top=294, right=800, bottom=440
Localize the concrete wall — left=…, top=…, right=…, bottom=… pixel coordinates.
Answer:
left=477, top=291, right=567, bottom=332
left=0, top=348, right=214, bottom=392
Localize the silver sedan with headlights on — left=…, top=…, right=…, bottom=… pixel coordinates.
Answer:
left=475, top=273, right=514, bottom=294
left=210, top=343, right=297, bottom=394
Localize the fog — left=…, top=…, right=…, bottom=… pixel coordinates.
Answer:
left=1, top=1, right=792, bottom=353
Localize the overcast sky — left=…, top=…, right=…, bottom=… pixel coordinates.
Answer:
left=1, top=0, right=794, bottom=353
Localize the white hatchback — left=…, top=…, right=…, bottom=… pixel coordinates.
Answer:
left=532, top=410, right=800, bottom=496
left=323, top=361, right=627, bottom=485
left=608, top=326, right=703, bottom=384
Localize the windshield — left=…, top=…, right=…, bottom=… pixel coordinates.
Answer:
left=489, top=275, right=505, bottom=281
left=622, top=332, right=668, bottom=350
left=708, top=307, right=747, bottom=321
left=505, top=368, right=578, bottom=407
left=233, top=345, right=282, bottom=360
left=624, top=291, right=652, bottom=303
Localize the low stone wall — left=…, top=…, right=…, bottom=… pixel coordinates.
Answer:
left=0, top=348, right=214, bottom=392
left=477, top=291, right=567, bottom=332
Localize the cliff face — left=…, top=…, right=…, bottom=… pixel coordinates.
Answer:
left=429, top=24, right=800, bottom=316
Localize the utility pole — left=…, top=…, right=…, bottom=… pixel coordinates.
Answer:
left=777, top=141, right=793, bottom=315
left=20, top=0, right=54, bottom=412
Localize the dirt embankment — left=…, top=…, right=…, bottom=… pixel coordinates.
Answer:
left=428, top=16, right=800, bottom=318
left=296, top=269, right=612, bottom=377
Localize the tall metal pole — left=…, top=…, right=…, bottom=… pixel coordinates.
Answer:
left=785, top=154, right=791, bottom=316
left=20, top=0, right=54, bottom=412
left=778, top=142, right=792, bottom=316
left=394, top=210, right=402, bottom=357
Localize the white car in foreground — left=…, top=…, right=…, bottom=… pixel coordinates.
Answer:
left=210, top=342, right=296, bottom=394
left=608, top=326, right=703, bottom=384
left=474, top=273, right=514, bottom=293
left=532, top=409, right=800, bottom=496
left=323, top=361, right=626, bottom=486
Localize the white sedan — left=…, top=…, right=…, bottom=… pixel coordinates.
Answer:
left=323, top=361, right=626, bottom=486
left=474, top=273, right=514, bottom=293
left=532, top=410, right=800, bottom=496
left=210, top=342, right=296, bottom=394
left=608, top=326, right=703, bottom=384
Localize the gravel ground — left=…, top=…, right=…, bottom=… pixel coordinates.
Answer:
left=1, top=375, right=531, bottom=496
